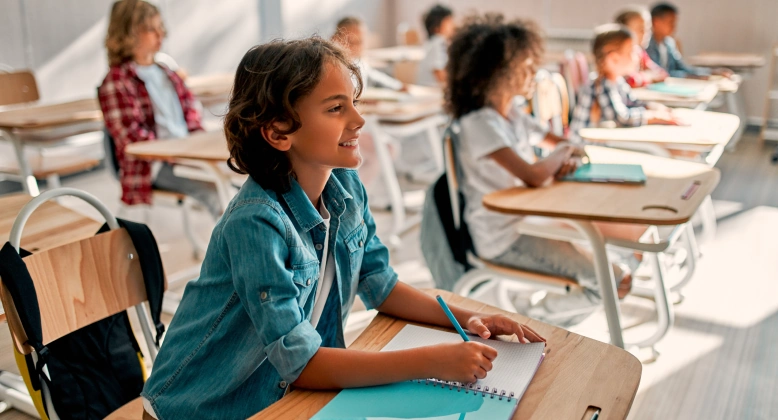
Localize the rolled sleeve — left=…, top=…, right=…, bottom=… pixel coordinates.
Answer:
left=356, top=188, right=399, bottom=310
left=223, top=205, right=322, bottom=383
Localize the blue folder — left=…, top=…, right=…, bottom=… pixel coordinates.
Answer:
left=562, top=163, right=646, bottom=185
left=647, top=82, right=703, bottom=97
left=311, top=381, right=517, bottom=419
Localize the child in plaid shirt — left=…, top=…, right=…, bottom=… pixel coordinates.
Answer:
left=569, top=24, right=677, bottom=142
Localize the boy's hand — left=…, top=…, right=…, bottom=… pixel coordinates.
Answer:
left=713, top=67, right=734, bottom=78
left=466, top=313, right=546, bottom=343
left=647, top=110, right=679, bottom=126
left=555, top=157, right=581, bottom=179
left=425, top=342, right=497, bottom=383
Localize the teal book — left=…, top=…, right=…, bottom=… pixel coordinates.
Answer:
left=563, top=163, right=646, bottom=185
left=647, top=82, right=703, bottom=97
left=312, top=325, right=546, bottom=420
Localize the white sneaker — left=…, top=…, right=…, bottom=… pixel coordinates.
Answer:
left=527, top=290, right=599, bottom=327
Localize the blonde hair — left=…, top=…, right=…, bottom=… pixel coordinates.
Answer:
left=105, top=0, right=162, bottom=66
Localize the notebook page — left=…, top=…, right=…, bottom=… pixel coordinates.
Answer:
left=381, top=325, right=545, bottom=396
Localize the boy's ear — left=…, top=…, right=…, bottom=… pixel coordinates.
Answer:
left=261, top=122, right=292, bottom=152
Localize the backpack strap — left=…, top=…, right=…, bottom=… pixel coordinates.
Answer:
left=96, top=219, right=166, bottom=344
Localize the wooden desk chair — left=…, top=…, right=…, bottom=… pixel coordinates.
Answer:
left=396, top=23, right=421, bottom=46
left=0, top=188, right=161, bottom=419
left=102, top=130, right=207, bottom=259
left=531, top=70, right=565, bottom=136
left=444, top=128, right=698, bottom=353
left=0, top=71, right=102, bottom=191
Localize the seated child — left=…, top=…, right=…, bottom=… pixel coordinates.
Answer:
left=646, top=2, right=732, bottom=78
left=447, top=15, right=641, bottom=323
left=416, top=4, right=455, bottom=86
left=98, top=0, right=221, bottom=217
left=139, top=36, right=544, bottom=419
left=615, top=7, right=668, bottom=88
left=332, top=16, right=405, bottom=90
left=570, top=24, right=678, bottom=139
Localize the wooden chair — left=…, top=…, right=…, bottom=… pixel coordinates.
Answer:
left=0, top=188, right=162, bottom=419
left=396, top=23, right=421, bottom=46
left=0, top=70, right=102, bottom=190
left=531, top=70, right=565, bottom=136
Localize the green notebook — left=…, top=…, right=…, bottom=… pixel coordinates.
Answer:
left=647, top=82, right=703, bottom=97
left=563, top=163, right=646, bottom=185
left=312, top=325, right=546, bottom=419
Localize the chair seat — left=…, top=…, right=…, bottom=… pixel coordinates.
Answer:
left=0, top=153, right=100, bottom=178
left=105, top=397, right=145, bottom=420
left=151, top=188, right=187, bottom=202
left=480, top=259, right=582, bottom=291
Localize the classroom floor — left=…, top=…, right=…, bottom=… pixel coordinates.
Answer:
left=0, top=130, right=776, bottom=419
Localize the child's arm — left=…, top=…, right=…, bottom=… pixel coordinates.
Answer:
left=488, top=144, right=576, bottom=187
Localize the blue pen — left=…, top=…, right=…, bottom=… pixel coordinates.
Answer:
left=436, top=295, right=470, bottom=342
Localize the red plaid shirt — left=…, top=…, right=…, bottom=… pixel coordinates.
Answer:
left=625, top=47, right=669, bottom=88
left=98, top=61, right=202, bottom=205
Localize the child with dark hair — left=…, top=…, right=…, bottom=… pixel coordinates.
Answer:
left=140, top=36, right=544, bottom=419
left=416, top=4, right=455, bottom=86
left=646, top=2, right=732, bottom=78
left=570, top=24, right=678, bottom=140
left=614, top=7, right=668, bottom=88
left=446, top=15, right=642, bottom=324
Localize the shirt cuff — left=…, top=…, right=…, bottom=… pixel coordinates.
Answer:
left=264, top=321, right=323, bottom=383
left=358, top=268, right=399, bottom=310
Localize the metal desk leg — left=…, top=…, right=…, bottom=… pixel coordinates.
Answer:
left=569, top=220, right=625, bottom=348
left=725, top=90, right=747, bottom=151
left=425, top=123, right=444, bottom=174
left=5, top=131, right=40, bottom=196
left=365, top=116, right=406, bottom=247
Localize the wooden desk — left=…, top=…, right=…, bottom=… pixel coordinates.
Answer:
left=364, top=45, right=425, bottom=65
left=0, top=192, right=102, bottom=322
left=579, top=108, right=739, bottom=151
left=186, top=73, right=233, bottom=107
left=483, top=146, right=719, bottom=348
left=686, top=52, right=766, bottom=69
left=254, top=289, right=641, bottom=420
left=0, top=98, right=104, bottom=196
left=631, top=81, right=719, bottom=108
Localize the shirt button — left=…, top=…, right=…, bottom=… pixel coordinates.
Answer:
left=306, top=279, right=312, bottom=286
left=260, top=291, right=267, bottom=300
left=279, top=381, right=287, bottom=389
left=359, top=240, right=364, bottom=247
left=315, top=243, right=323, bottom=250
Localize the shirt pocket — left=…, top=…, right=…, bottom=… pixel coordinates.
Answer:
left=291, top=260, right=318, bottom=308
left=345, top=221, right=368, bottom=283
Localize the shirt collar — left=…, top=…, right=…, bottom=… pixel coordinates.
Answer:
left=281, top=172, right=353, bottom=233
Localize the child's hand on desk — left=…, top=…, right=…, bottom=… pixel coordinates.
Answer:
left=555, top=156, right=582, bottom=179
left=466, top=314, right=546, bottom=344
left=427, top=342, right=497, bottom=382
left=647, top=110, right=679, bottom=126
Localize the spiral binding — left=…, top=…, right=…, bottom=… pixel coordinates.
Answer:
left=412, top=379, right=516, bottom=402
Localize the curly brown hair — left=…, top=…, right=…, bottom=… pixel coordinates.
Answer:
left=224, top=37, right=363, bottom=193
left=445, top=14, right=544, bottom=119
left=105, top=0, right=162, bottom=66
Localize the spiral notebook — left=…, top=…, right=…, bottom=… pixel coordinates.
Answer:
left=312, top=325, right=545, bottom=419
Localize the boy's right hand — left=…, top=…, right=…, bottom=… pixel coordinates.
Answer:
left=425, top=342, right=498, bottom=384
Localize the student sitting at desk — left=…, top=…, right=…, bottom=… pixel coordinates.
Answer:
left=332, top=16, right=406, bottom=91
left=569, top=25, right=678, bottom=140
left=98, top=0, right=221, bottom=217
left=139, top=37, right=545, bottom=419
left=416, top=4, right=455, bottom=87
left=446, top=15, right=641, bottom=323
left=646, top=2, right=732, bottom=79
left=615, top=7, right=668, bottom=88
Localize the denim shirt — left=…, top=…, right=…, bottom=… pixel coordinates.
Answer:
left=646, top=36, right=711, bottom=78
left=141, top=169, right=398, bottom=419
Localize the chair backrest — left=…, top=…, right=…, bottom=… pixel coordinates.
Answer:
left=443, top=128, right=461, bottom=229
left=574, top=51, right=591, bottom=85
left=103, top=129, right=122, bottom=180
left=396, top=23, right=421, bottom=45
left=0, top=70, right=40, bottom=106
left=1, top=229, right=148, bottom=354
left=551, top=72, right=571, bottom=128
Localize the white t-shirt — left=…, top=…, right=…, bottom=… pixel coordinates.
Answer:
left=457, top=98, right=548, bottom=260
left=416, top=34, right=448, bottom=87
left=310, top=201, right=336, bottom=328
left=135, top=63, right=190, bottom=180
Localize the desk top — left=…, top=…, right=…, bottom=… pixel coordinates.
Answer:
left=631, top=81, right=719, bottom=107
left=0, top=98, right=102, bottom=130
left=687, top=52, right=766, bottom=69
left=254, top=289, right=641, bottom=420
left=483, top=146, right=720, bottom=225
left=364, top=45, right=425, bottom=64
left=187, top=73, right=233, bottom=106
left=578, top=108, right=740, bottom=148
left=125, top=130, right=229, bottom=163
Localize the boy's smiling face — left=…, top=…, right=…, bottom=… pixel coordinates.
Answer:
left=263, top=61, right=365, bottom=176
